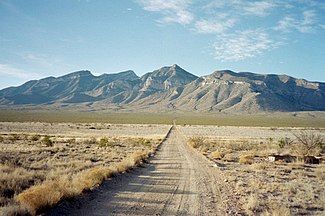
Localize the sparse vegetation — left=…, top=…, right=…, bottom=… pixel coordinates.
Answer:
left=0, top=122, right=168, bottom=215
left=182, top=125, right=325, bottom=215
left=133, top=138, right=152, bottom=148
left=187, top=137, right=205, bottom=149
left=293, top=131, right=324, bottom=156
left=239, top=155, right=254, bottom=165
left=9, top=134, right=19, bottom=142
left=98, top=137, right=109, bottom=147
left=42, top=135, right=53, bottom=147
left=83, top=137, right=97, bottom=145
left=97, top=137, right=118, bottom=148
left=30, top=134, right=41, bottom=141
left=210, top=150, right=225, bottom=160
left=277, top=137, right=293, bottom=149
left=66, top=138, right=76, bottom=144
left=15, top=150, right=151, bottom=215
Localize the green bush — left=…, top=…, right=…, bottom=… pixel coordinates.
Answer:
left=30, top=134, right=41, bottom=141
left=42, top=135, right=53, bottom=147
left=98, top=137, right=109, bottom=147
left=277, top=137, right=293, bottom=148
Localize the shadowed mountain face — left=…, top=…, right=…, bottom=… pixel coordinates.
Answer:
left=0, top=65, right=324, bottom=112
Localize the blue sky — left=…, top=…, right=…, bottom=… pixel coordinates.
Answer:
left=1, top=0, right=325, bottom=89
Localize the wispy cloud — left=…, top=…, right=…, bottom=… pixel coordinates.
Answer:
left=195, top=18, right=235, bottom=34
left=243, top=1, right=276, bottom=16
left=275, top=10, right=317, bottom=33
left=136, top=0, right=324, bottom=62
left=213, top=30, right=278, bottom=61
left=21, top=52, right=62, bottom=69
left=202, top=0, right=276, bottom=16
left=0, top=64, right=40, bottom=79
left=136, top=0, right=193, bottom=24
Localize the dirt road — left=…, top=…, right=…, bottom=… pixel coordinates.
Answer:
left=47, top=126, right=240, bottom=215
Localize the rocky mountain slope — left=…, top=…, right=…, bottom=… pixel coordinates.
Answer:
left=0, top=64, right=324, bottom=112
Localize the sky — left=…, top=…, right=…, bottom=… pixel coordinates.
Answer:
left=1, top=0, right=325, bottom=89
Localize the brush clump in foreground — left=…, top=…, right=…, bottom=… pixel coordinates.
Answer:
left=181, top=126, right=325, bottom=216
left=0, top=122, right=169, bottom=215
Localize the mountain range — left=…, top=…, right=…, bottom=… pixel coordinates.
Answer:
left=0, top=64, right=324, bottom=113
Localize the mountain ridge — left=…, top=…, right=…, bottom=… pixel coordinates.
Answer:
left=0, top=65, right=324, bottom=112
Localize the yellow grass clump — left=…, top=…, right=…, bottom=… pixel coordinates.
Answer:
left=210, top=150, right=225, bottom=160
left=15, top=180, right=67, bottom=215
left=15, top=150, right=150, bottom=215
left=239, top=155, right=255, bottom=165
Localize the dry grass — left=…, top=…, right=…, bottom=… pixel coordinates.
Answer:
left=16, top=166, right=117, bottom=214
left=210, top=150, right=225, bottom=160
left=0, top=122, right=170, bottom=215
left=7, top=146, right=154, bottom=215
left=187, top=137, right=205, bottom=149
left=243, top=194, right=263, bottom=215
left=239, top=155, right=254, bottom=165
left=184, top=127, right=325, bottom=215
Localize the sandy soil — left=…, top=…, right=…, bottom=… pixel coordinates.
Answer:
left=46, top=126, right=242, bottom=216
left=0, top=122, right=170, bottom=139
left=179, top=125, right=325, bottom=140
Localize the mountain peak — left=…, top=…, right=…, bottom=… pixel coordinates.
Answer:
left=61, top=70, right=93, bottom=79
left=140, top=65, right=198, bottom=92
left=211, top=70, right=237, bottom=78
left=171, top=64, right=180, bottom=69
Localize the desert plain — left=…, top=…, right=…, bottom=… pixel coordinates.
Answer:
left=0, top=111, right=324, bottom=215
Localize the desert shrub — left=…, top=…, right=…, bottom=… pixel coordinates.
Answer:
left=15, top=167, right=115, bottom=215
left=75, top=167, right=114, bottom=192
left=16, top=180, right=66, bottom=214
left=239, top=155, right=255, bottom=165
left=188, top=137, right=204, bottom=149
left=113, top=161, right=132, bottom=173
left=66, top=138, right=76, bottom=144
left=131, top=151, right=148, bottom=166
left=315, top=165, right=325, bottom=180
left=277, top=137, right=293, bottom=149
left=0, top=136, right=3, bottom=142
left=9, top=134, right=20, bottom=142
left=42, top=135, right=53, bottom=147
left=210, top=150, right=225, bottom=160
left=98, top=137, right=108, bottom=147
left=243, top=194, right=263, bottom=214
left=293, top=131, right=324, bottom=156
left=222, top=153, right=238, bottom=162
left=227, top=140, right=255, bottom=151
left=134, top=138, right=152, bottom=148
left=199, top=146, right=209, bottom=153
left=30, top=134, right=41, bottom=141
left=97, top=137, right=116, bottom=147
